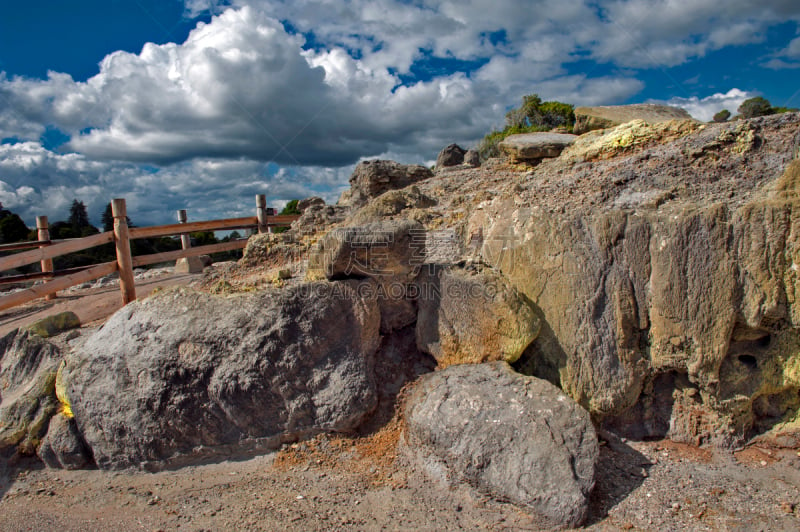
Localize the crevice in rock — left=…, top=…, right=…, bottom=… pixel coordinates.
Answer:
left=601, top=370, right=697, bottom=441
left=355, top=326, right=436, bottom=436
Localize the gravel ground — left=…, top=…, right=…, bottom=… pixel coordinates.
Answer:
left=1, top=419, right=799, bottom=531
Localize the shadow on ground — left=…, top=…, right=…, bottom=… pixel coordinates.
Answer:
left=586, top=428, right=652, bottom=525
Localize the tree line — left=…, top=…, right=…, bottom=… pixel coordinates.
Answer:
left=0, top=200, right=244, bottom=273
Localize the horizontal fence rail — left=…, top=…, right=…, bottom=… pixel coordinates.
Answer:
left=131, top=239, right=249, bottom=268
left=0, top=231, right=114, bottom=273
left=129, top=216, right=258, bottom=240
left=0, top=261, right=118, bottom=312
left=0, top=194, right=299, bottom=312
left=0, top=240, right=52, bottom=253
left=0, top=264, right=95, bottom=285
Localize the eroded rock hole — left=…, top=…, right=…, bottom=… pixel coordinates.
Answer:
left=737, top=354, right=758, bottom=370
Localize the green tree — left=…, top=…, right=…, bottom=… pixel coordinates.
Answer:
left=713, top=109, right=731, bottom=123
left=69, top=200, right=91, bottom=232
left=738, top=97, right=774, bottom=119
left=504, top=93, right=575, bottom=131
left=101, top=203, right=114, bottom=232
left=0, top=212, right=30, bottom=243
left=280, top=199, right=300, bottom=215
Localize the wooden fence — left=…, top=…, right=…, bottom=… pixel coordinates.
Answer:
left=0, top=195, right=299, bottom=312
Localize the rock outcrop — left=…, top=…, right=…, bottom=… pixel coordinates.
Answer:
left=404, top=362, right=597, bottom=528
left=436, top=144, right=466, bottom=168
left=573, top=103, right=693, bottom=135
left=338, top=160, right=433, bottom=209
left=311, top=219, right=425, bottom=334
left=64, top=282, right=382, bottom=470
left=297, top=196, right=325, bottom=212
left=415, top=263, right=540, bottom=367
left=464, top=149, right=480, bottom=167
left=468, top=113, right=800, bottom=446
left=346, top=186, right=436, bottom=225
left=498, top=132, right=577, bottom=162
left=312, top=219, right=425, bottom=280
left=0, top=329, right=61, bottom=456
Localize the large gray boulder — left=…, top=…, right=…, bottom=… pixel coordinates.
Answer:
left=415, top=263, right=540, bottom=367
left=0, top=329, right=61, bottom=456
left=436, top=144, right=466, bottom=168
left=498, top=132, right=577, bottom=162
left=338, top=160, right=433, bottom=209
left=404, top=362, right=598, bottom=528
left=64, top=281, right=381, bottom=470
left=573, top=103, right=693, bottom=135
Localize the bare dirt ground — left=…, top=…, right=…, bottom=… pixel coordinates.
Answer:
left=1, top=268, right=799, bottom=531
left=1, top=424, right=799, bottom=531
left=0, top=269, right=201, bottom=337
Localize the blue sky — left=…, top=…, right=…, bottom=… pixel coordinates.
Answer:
left=1, top=0, right=799, bottom=227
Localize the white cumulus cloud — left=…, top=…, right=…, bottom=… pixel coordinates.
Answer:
left=652, top=88, right=753, bottom=122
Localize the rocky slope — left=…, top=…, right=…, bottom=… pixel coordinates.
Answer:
left=2, top=110, right=799, bottom=528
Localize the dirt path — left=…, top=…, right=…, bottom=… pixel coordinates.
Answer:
left=1, top=430, right=799, bottom=531
left=0, top=270, right=201, bottom=337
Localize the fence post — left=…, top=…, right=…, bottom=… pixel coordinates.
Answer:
left=256, top=194, right=268, bottom=234
left=177, top=209, right=191, bottom=250
left=36, top=216, right=56, bottom=301
left=111, top=199, right=136, bottom=304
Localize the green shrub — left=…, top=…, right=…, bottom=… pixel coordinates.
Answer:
left=738, top=97, right=774, bottom=119
left=280, top=199, right=300, bottom=215
left=712, top=109, right=731, bottom=123
left=477, top=93, right=575, bottom=160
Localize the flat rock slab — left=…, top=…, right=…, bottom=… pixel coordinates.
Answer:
left=404, top=362, right=598, bottom=528
left=574, top=104, right=693, bottom=134
left=499, top=133, right=577, bottom=162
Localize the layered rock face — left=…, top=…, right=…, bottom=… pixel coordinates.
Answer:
left=468, top=113, right=800, bottom=446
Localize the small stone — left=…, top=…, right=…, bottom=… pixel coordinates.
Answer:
left=27, top=311, right=81, bottom=338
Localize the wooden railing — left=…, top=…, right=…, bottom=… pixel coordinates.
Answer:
left=0, top=195, right=299, bottom=312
